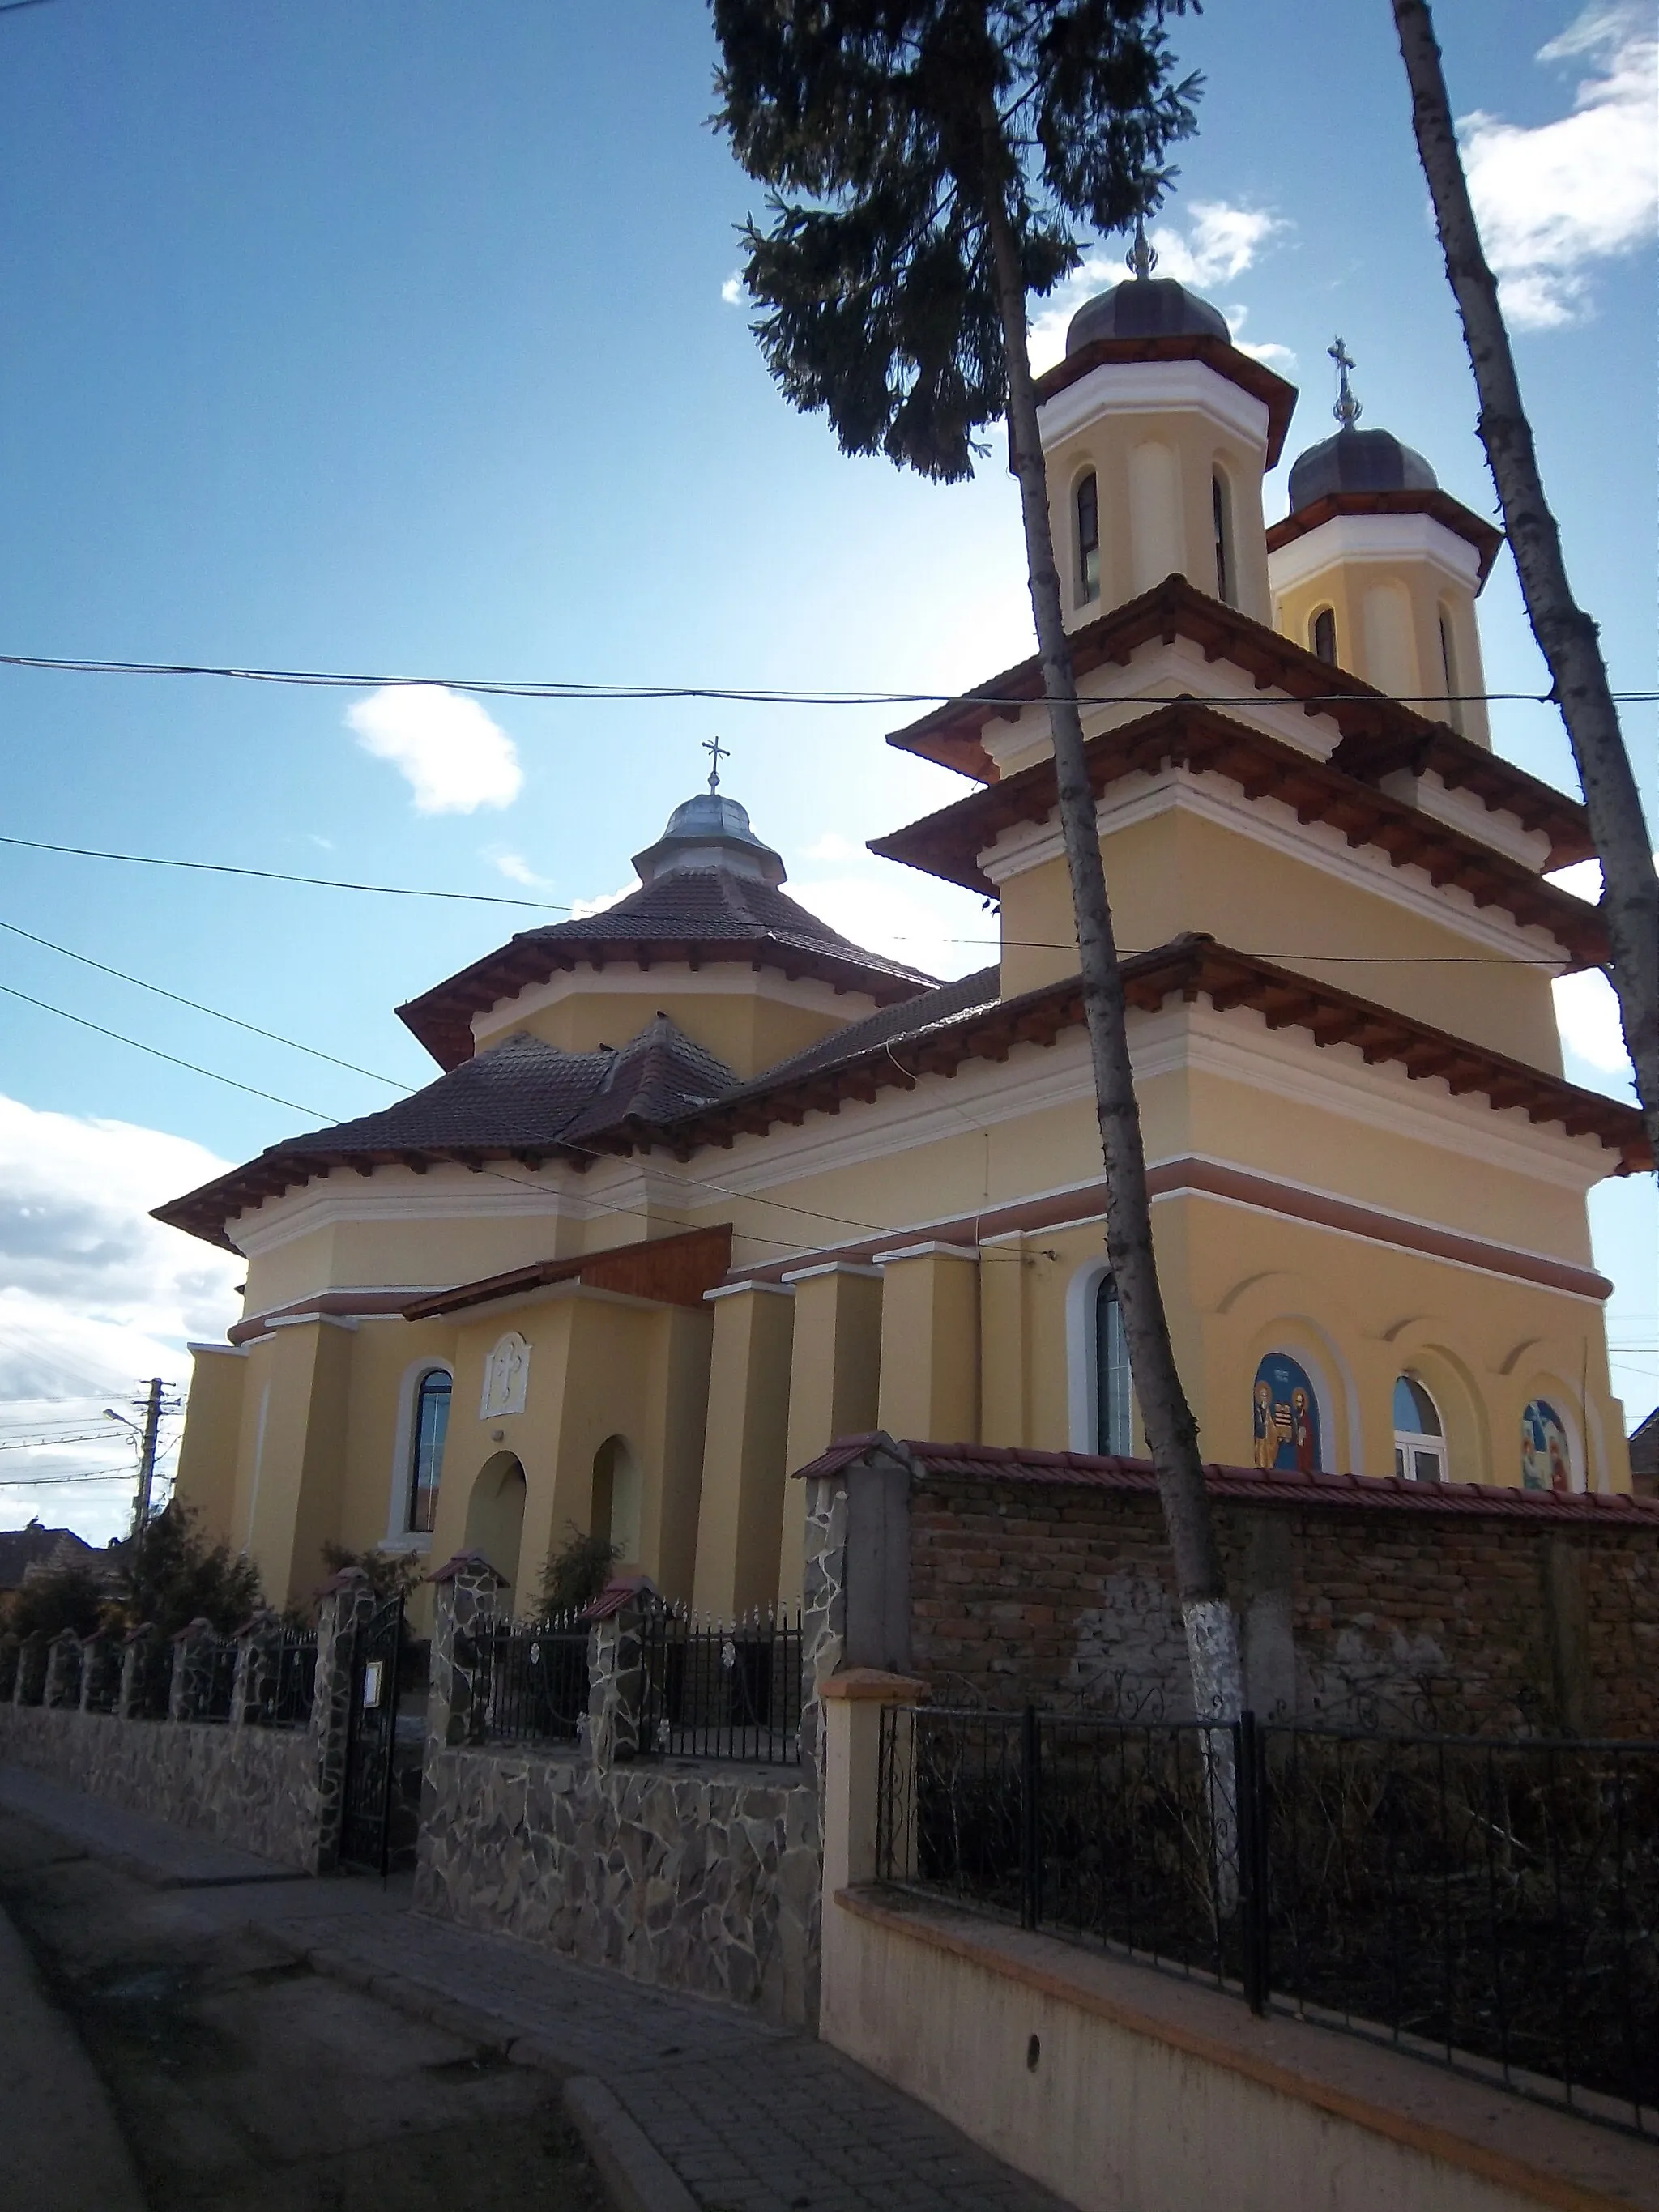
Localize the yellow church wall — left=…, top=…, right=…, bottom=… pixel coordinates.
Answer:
left=424, top=1285, right=713, bottom=1613
left=232, top=1318, right=355, bottom=1609
left=172, top=1345, right=248, bottom=1547
left=777, top=1263, right=884, bottom=1602
left=996, top=805, right=1564, bottom=1068
left=476, top=972, right=872, bottom=1083
left=693, top=1284, right=795, bottom=1617
left=875, top=1245, right=980, bottom=1443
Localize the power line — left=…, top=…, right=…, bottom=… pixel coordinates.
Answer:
left=2, top=646, right=1655, bottom=709
left=0, top=981, right=331, bottom=1116
left=0, top=830, right=1599, bottom=964
left=0, top=915, right=408, bottom=1087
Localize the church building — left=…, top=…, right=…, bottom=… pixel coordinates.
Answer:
left=158, top=261, right=1648, bottom=1619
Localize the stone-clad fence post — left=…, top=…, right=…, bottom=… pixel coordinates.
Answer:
left=44, top=1629, right=82, bottom=1709
left=584, top=1577, right=656, bottom=1771
left=423, top=1554, right=506, bottom=1759
left=15, top=1630, right=49, bottom=1707
left=232, top=1609, right=284, bottom=1728
left=169, top=1617, right=218, bottom=1722
left=79, top=1630, right=122, bottom=1715
left=311, top=1566, right=377, bottom=1872
left=0, top=1633, right=19, bottom=1703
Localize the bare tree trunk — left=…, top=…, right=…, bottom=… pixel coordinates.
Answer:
left=1393, top=0, right=1659, bottom=1163
left=980, top=157, right=1242, bottom=1724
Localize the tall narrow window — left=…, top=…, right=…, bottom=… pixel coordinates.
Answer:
left=1311, top=606, right=1337, bottom=664
left=408, top=1368, right=451, bottom=1533
left=1095, top=1276, right=1133, bottom=1455
left=1438, top=608, right=1464, bottom=733
left=1076, top=471, right=1100, bottom=603
left=1212, top=470, right=1235, bottom=606
left=1392, top=1375, right=1445, bottom=1483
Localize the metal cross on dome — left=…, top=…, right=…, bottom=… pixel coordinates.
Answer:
left=1126, top=213, right=1158, bottom=281
left=1330, top=336, right=1363, bottom=428
left=703, top=734, right=729, bottom=792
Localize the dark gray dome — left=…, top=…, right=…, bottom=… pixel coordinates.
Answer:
left=1065, top=276, right=1230, bottom=352
left=1288, top=427, right=1438, bottom=513
left=632, top=791, right=787, bottom=888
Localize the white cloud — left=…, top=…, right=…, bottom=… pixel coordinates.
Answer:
left=493, top=850, right=552, bottom=891
left=721, top=274, right=746, bottom=306
left=569, top=882, right=635, bottom=921
left=347, top=685, right=523, bottom=815
left=789, top=873, right=995, bottom=982
left=1553, top=968, right=1633, bottom=1078
left=1459, top=6, right=1658, bottom=329
left=1028, top=201, right=1289, bottom=374
left=800, top=831, right=868, bottom=865
left=0, top=1097, right=243, bottom=1544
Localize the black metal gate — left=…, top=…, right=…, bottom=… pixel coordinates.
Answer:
left=339, top=1594, right=405, bottom=1875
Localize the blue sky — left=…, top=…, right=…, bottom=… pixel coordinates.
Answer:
left=0, top=1, right=1653, bottom=1532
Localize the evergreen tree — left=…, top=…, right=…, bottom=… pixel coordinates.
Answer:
left=121, top=1502, right=262, bottom=1638
left=1393, top=0, right=1657, bottom=1163
left=713, top=0, right=1243, bottom=1718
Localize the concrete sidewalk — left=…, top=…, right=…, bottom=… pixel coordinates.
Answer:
left=0, top=1766, right=1066, bottom=2212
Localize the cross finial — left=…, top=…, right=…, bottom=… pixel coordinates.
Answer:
left=1126, top=213, right=1158, bottom=281
left=702, top=734, right=729, bottom=793
left=1329, top=336, right=1362, bottom=428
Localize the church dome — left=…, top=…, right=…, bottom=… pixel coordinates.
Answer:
left=1065, top=275, right=1231, bottom=352
left=632, top=787, right=787, bottom=888
left=1288, top=426, right=1438, bottom=513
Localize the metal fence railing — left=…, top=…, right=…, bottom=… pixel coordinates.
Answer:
left=638, top=1605, right=801, bottom=1765
left=479, top=1614, right=591, bottom=1748
left=194, top=1634, right=240, bottom=1724
left=128, top=1636, right=174, bottom=1720
left=877, top=1706, right=1659, bottom=2135
left=247, top=1627, right=318, bottom=1729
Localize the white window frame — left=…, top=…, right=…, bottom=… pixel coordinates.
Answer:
left=1066, top=1258, right=1139, bottom=1455
left=1392, top=1374, right=1448, bottom=1483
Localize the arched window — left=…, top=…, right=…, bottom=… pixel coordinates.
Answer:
left=407, top=1368, right=451, bottom=1533
left=1212, top=470, right=1235, bottom=607
left=1392, top=1375, right=1445, bottom=1482
left=1076, top=471, right=1101, bottom=604
left=1311, top=606, right=1337, bottom=664
left=1094, top=1276, right=1133, bottom=1455
left=1437, top=607, right=1464, bottom=734
left=1521, top=1398, right=1573, bottom=1494
left=1252, top=1353, right=1321, bottom=1473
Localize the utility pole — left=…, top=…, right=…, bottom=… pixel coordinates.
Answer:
left=107, top=1377, right=176, bottom=1538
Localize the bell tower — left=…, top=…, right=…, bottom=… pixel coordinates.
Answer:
left=1267, top=342, right=1503, bottom=745
left=1034, top=224, right=1298, bottom=628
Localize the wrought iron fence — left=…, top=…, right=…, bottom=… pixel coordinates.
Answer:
left=128, top=1636, right=174, bottom=1720
left=246, top=1626, right=318, bottom=1729
left=877, top=1705, right=1659, bottom=2134
left=194, top=1634, right=239, bottom=1724
left=478, top=1613, right=590, bottom=1747
left=638, top=1604, right=801, bottom=1765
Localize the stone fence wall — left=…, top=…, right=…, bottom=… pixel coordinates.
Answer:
left=798, top=1436, right=1659, bottom=1737
left=0, top=1570, right=379, bottom=1871
left=412, top=1557, right=822, bottom=2028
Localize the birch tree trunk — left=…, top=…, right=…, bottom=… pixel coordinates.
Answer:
left=979, top=138, right=1243, bottom=1724
left=1393, top=0, right=1659, bottom=1163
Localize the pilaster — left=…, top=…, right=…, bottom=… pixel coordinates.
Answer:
left=873, top=1242, right=979, bottom=1444
left=692, top=1281, right=796, bottom=1617
left=777, top=1262, right=882, bottom=1605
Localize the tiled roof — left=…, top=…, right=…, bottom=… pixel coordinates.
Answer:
left=0, top=1524, right=97, bottom=1592
left=745, top=966, right=1003, bottom=1089
left=398, top=869, right=938, bottom=1068
left=794, top=1434, right=1659, bottom=1524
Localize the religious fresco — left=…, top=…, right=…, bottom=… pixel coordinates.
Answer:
left=1252, top=1353, right=1321, bottom=1473
left=1521, top=1398, right=1573, bottom=1494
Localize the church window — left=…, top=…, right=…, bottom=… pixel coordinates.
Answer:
left=1212, top=470, right=1235, bottom=606
left=1311, top=606, right=1337, bottom=664
left=1392, top=1375, right=1445, bottom=1482
left=408, top=1368, right=451, bottom=1532
left=1094, top=1276, right=1133, bottom=1455
left=1076, top=472, right=1101, bottom=603
left=1438, top=607, right=1464, bottom=734
left=1521, top=1398, right=1573, bottom=1494
left=1252, top=1353, right=1320, bottom=1473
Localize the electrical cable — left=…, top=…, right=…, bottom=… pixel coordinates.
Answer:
left=2, top=646, right=1655, bottom=708
left=0, top=981, right=331, bottom=1116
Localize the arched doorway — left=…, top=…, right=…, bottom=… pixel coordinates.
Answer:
left=591, top=1434, right=642, bottom=1566
left=464, top=1451, right=527, bottom=1607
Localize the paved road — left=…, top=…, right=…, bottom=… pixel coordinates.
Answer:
left=0, top=1764, right=1067, bottom=2212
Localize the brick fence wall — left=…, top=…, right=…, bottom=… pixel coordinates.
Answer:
left=799, top=1439, right=1659, bottom=1737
